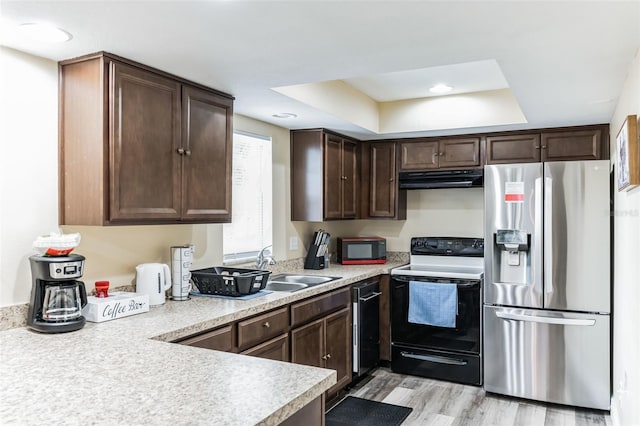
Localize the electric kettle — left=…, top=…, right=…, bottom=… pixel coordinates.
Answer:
left=135, top=263, right=172, bottom=306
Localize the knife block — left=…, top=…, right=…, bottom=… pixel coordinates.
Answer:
left=304, top=231, right=328, bottom=270
left=304, top=243, right=325, bottom=269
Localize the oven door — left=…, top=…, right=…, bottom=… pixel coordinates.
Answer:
left=390, top=275, right=481, bottom=354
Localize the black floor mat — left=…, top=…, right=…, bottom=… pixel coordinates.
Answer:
left=326, top=396, right=413, bottom=426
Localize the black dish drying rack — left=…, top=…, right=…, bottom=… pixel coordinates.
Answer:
left=191, top=267, right=271, bottom=297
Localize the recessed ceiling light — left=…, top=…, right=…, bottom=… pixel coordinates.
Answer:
left=272, top=112, right=298, bottom=119
left=429, top=84, right=453, bottom=94
left=18, top=23, right=73, bottom=43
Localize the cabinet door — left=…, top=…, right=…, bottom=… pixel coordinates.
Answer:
left=341, top=139, right=358, bottom=218
left=109, top=61, right=182, bottom=222
left=324, top=307, right=352, bottom=395
left=291, top=317, right=325, bottom=368
left=541, top=129, right=604, bottom=161
left=399, top=140, right=438, bottom=170
left=240, top=333, right=290, bottom=362
left=324, top=135, right=344, bottom=219
left=486, top=134, right=541, bottom=164
left=181, top=85, right=233, bottom=221
left=438, top=137, right=481, bottom=168
left=369, top=142, right=397, bottom=218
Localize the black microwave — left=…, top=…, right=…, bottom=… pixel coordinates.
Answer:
left=337, top=238, right=387, bottom=265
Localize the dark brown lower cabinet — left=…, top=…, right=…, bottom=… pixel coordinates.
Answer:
left=280, top=396, right=324, bottom=426
left=176, top=324, right=236, bottom=352
left=176, top=286, right=355, bottom=400
left=240, top=333, right=289, bottom=362
left=378, top=274, right=391, bottom=362
left=291, top=307, right=352, bottom=396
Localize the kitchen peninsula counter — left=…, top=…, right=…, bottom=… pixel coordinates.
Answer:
left=0, top=262, right=404, bottom=425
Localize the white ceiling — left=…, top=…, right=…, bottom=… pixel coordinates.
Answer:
left=1, top=1, right=639, bottom=140
left=343, top=60, right=510, bottom=102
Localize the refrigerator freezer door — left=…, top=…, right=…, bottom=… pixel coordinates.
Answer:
left=544, top=161, right=611, bottom=313
left=483, top=305, right=610, bottom=410
left=484, top=163, right=543, bottom=308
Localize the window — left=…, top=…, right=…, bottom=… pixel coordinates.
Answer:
left=223, top=131, right=272, bottom=264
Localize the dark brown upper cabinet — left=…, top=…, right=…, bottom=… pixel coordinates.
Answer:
left=486, top=126, right=608, bottom=164
left=485, top=134, right=542, bottom=164
left=541, top=128, right=606, bottom=161
left=360, top=141, right=406, bottom=220
left=399, top=137, right=481, bottom=171
left=291, top=129, right=358, bottom=221
left=59, top=52, right=233, bottom=225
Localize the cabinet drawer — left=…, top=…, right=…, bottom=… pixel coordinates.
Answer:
left=176, top=324, right=235, bottom=352
left=240, top=333, right=290, bottom=362
left=237, top=307, right=289, bottom=351
left=291, top=287, right=351, bottom=328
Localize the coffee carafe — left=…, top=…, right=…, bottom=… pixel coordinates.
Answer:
left=28, top=254, right=88, bottom=333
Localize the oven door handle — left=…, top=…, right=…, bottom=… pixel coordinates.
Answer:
left=392, top=276, right=478, bottom=288
left=400, top=351, right=468, bottom=366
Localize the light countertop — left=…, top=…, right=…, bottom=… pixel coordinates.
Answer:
left=0, top=262, right=405, bottom=425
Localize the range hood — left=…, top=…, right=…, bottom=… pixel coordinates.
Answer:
left=398, top=169, right=484, bottom=189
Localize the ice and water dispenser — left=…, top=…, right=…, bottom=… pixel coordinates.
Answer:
left=493, top=229, right=530, bottom=284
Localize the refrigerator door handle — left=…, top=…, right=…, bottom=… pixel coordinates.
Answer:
left=496, top=311, right=596, bottom=326
left=543, top=175, right=554, bottom=299
left=533, top=177, right=544, bottom=296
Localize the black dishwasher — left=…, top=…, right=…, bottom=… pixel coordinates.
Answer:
left=352, top=279, right=381, bottom=378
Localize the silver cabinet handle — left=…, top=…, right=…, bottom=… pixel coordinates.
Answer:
left=400, top=351, right=467, bottom=366
left=177, top=148, right=185, bottom=155
left=359, top=291, right=382, bottom=302
left=185, top=149, right=191, bottom=156
left=496, top=311, right=596, bottom=326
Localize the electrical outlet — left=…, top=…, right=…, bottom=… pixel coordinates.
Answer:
left=289, top=236, right=298, bottom=251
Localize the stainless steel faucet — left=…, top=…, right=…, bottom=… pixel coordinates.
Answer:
left=256, top=245, right=276, bottom=270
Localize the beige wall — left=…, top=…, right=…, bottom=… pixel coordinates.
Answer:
left=609, top=48, right=640, bottom=426
left=316, top=188, right=483, bottom=253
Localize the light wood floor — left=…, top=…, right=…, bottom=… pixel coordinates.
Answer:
left=344, top=368, right=612, bottom=426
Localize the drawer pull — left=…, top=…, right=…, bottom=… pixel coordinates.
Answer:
left=263, top=321, right=270, bottom=328
left=322, top=353, right=331, bottom=361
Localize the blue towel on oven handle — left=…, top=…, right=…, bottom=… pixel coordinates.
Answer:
left=408, top=281, right=458, bottom=328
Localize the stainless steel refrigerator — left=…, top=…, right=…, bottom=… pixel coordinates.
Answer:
left=483, top=160, right=611, bottom=410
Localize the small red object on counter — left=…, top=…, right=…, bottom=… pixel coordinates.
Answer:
left=95, top=281, right=110, bottom=298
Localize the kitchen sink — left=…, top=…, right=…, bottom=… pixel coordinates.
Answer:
left=264, top=282, right=308, bottom=292
left=269, top=274, right=338, bottom=285
left=264, top=273, right=341, bottom=292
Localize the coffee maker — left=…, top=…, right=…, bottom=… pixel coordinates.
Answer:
left=28, top=254, right=88, bottom=333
